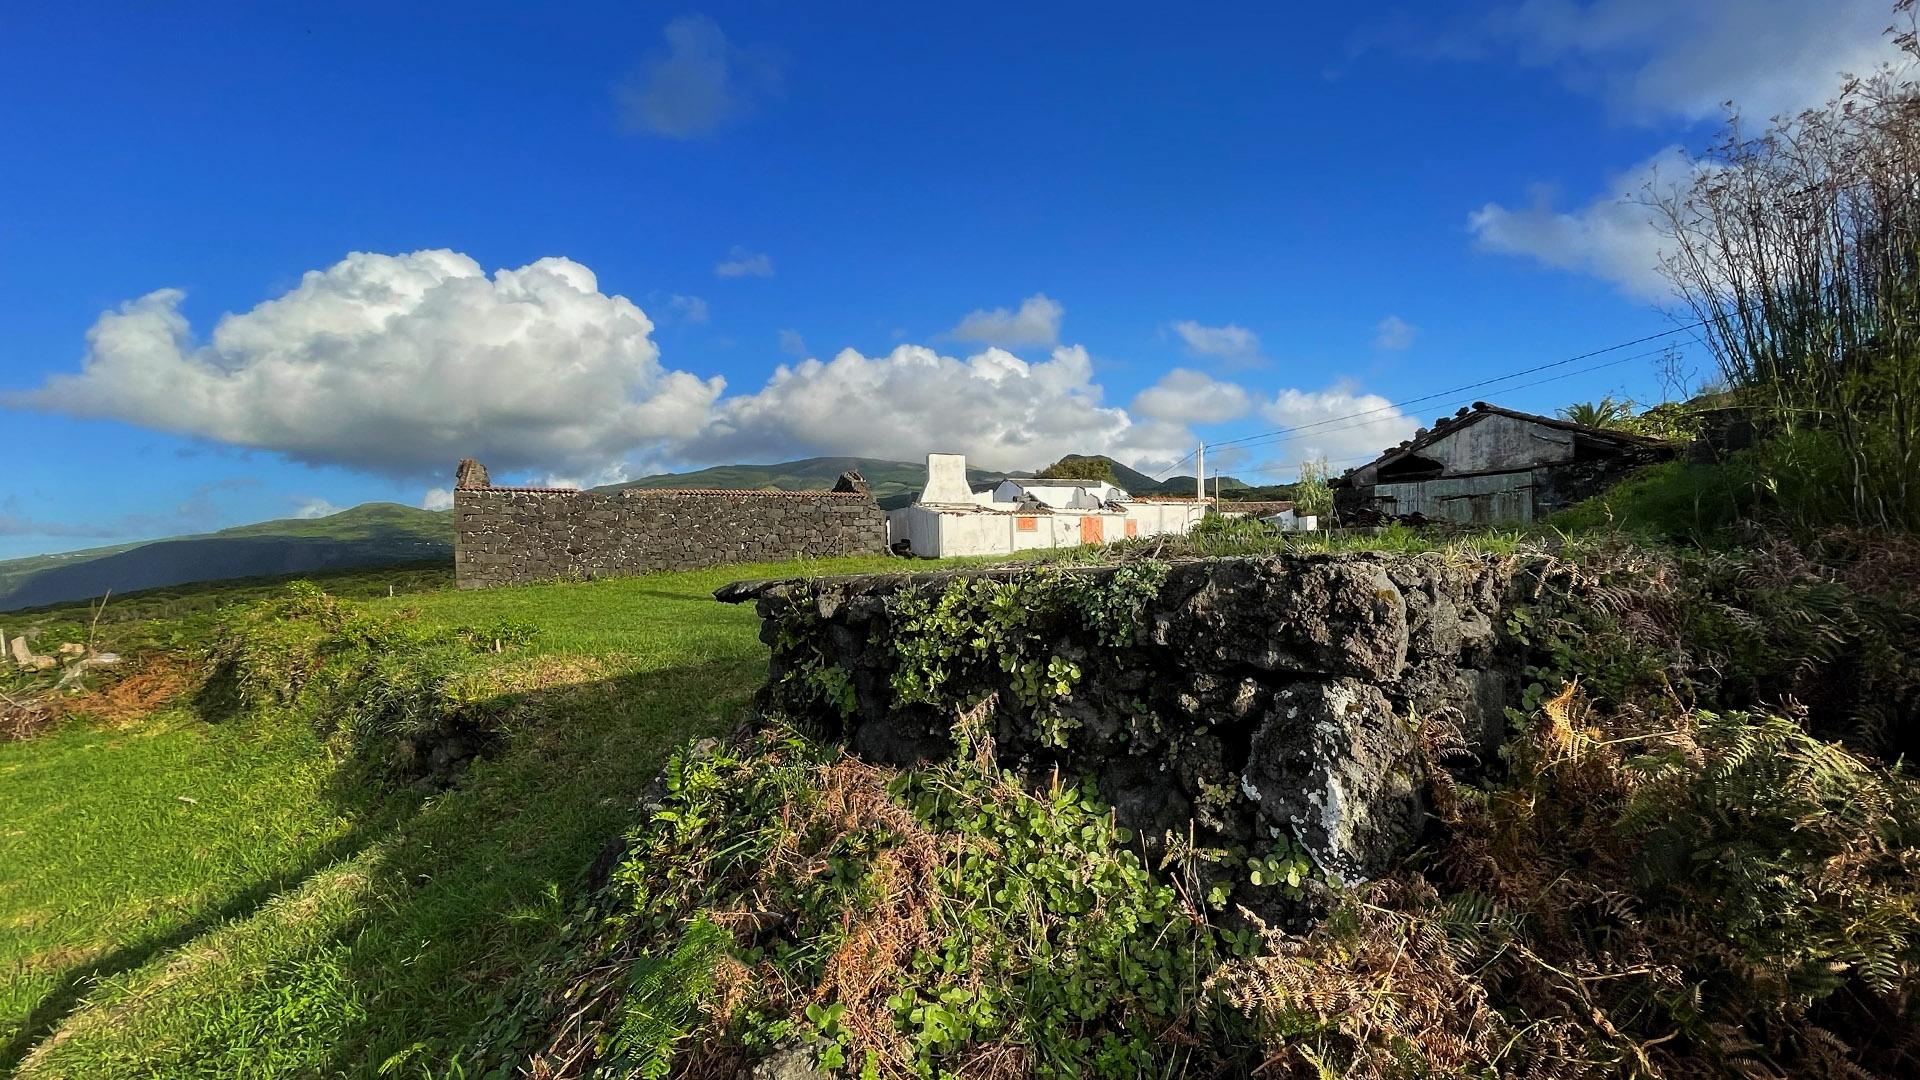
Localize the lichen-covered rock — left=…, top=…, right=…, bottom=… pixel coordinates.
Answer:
left=721, top=551, right=1534, bottom=886
left=1242, top=679, right=1422, bottom=882
left=742, top=1042, right=829, bottom=1080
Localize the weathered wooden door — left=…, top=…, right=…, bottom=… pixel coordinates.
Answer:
left=1080, top=515, right=1103, bottom=544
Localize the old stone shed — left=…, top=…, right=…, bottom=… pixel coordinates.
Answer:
left=452, top=459, right=889, bottom=589
left=1335, top=402, right=1675, bottom=524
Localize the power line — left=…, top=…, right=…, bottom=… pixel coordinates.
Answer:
left=1215, top=349, right=1655, bottom=458
left=1206, top=318, right=1710, bottom=455
left=1147, top=312, right=1719, bottom=483
left=1150, top=446, right=1198, bottom=482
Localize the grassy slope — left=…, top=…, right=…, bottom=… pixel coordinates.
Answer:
left=0, top=711, right=374, bottom=1070
left=1, top=553, right=913, bottom=1078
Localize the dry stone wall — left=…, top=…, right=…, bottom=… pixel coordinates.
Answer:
left=718, top=553, right=1533, bottom=882
left=454, top=485, right=889, bottom=589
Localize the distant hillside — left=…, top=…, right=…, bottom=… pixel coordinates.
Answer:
left=597, top=456, right=1022, bottom=511
left=1157, top=473, right=1249, bottom=494
left=598, top=453, right=1219, bottom=509
left=0, top=503, right=453, bottom=612
left=1029, top=454, right=1246, bottom=495
left=0, top=451, right=1211, bottom=611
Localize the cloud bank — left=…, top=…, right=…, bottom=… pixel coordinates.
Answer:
left=688, top=343, right=1187, bottom=472
left=9, top=250, right=1414, bottom=487
left=11, top=250, right=724, bottom=477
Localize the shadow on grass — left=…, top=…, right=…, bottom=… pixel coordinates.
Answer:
left=0, top=819, right=391, bottom=1073
left=297, top=657, right=757, bottom=1075
left=8, top=646, right=760, bottom=1076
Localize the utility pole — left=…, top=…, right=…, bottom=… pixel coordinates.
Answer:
left=1195, top=443, right=1205, bottom=504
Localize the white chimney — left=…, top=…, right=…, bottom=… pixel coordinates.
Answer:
left=920, top=453, right=976, bottom=505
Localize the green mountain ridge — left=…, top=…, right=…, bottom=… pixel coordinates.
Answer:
left=0, top=504, right=455, bottom=612
left=596, top=455, right=1021, bottom=506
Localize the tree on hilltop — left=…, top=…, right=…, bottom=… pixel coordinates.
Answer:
left=1036, top=456, right=1117, bottom=483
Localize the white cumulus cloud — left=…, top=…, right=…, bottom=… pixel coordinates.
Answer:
left=1374, top=315, right=1417, bottom=350
left=1254, top=383, right=1419, bottom=474
left=949, top=293, right=1063, bottom=348
left=1170, top=320, right=1265, bottom=367
left=13, top=251, right=1225, bottom=484
left=618, top=14, right=783, bottom=138
left=715, top=246, right=774, bottom=278
left=1468, top=145, right=1700, bottom=300
left=1130, top=368, right=1253, bottom=425
left=9, top=250, right=725, bottom=477
left=422, top=487, right=454, bottom=511
left=1489, top=0, right=1903, bottom=125
left=688, top=343, right=1187, bottom=472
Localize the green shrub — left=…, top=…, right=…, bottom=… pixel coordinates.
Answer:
left=1550, top=457, right=1761, bottom=543
left=879, top=562, right=1166, bottom=714
left=1504, top=538, right=1920, bottom=760
left=503, top=724, right=1227, bottom=1079
left=196, top=582, right=536, bottom=777
left=475, top=534, right=1920, bottom=1079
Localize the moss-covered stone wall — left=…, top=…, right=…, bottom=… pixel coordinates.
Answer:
left=718, top=552, right=1530, bottom=881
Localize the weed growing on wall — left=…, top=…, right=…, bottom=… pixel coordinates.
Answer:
left=882, top=562, right=1167, bottom=719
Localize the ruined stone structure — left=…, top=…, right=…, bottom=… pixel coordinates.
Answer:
left=719, top=552, right=1533, bottom=881
left=453, top=459, right=889, bottom=589
left=1336, top=402, right=1675, bottom=524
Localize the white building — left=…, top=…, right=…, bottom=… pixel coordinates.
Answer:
left=987, top=479, right=1128, bottom=509
left=888, top=453, right=1207, bottom=558
left=1268, top=510, right=1319, bottom=531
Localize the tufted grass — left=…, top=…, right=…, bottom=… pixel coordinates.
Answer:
left=0, top=706, right=375, bottom=1073
left=0, top=553, right=952, bottom=1078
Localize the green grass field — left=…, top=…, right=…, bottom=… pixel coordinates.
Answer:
left=0, top=553, right=912, bottom=1078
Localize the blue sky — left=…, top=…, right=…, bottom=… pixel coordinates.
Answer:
left=0, top=0, right=1903, bottom=558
